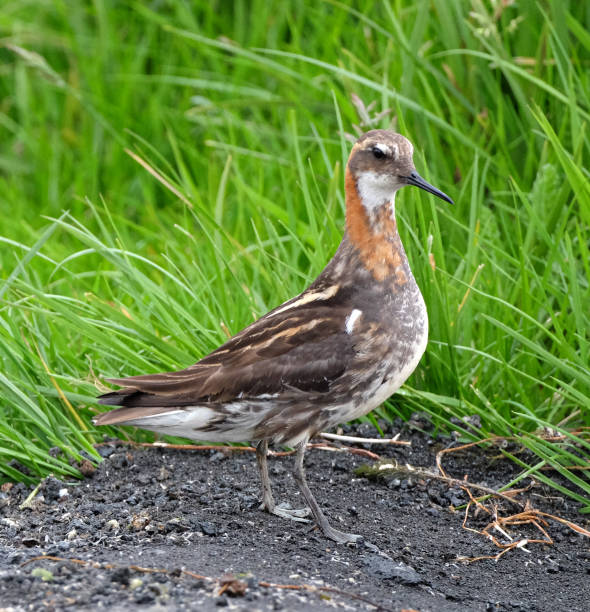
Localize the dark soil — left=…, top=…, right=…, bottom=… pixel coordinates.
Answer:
left=1, top=421, right=589, bottom=611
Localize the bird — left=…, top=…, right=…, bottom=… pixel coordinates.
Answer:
left=94, top=130, right=453, bottom=544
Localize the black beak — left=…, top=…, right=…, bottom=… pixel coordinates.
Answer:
left=405, top=171, right=454, bottom=205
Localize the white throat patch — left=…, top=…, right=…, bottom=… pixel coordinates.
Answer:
left=356, top=172, right=400, bottom=212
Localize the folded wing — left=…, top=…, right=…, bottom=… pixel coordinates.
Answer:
left=95, top=297, right=356, bottom=425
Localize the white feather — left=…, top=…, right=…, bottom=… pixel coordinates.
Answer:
left=345, top=309, right=362, bottom=334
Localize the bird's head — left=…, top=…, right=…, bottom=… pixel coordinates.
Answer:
left=346, top=130, right=453, bottom=210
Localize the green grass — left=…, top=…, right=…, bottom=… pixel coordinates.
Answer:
left=0, top=1, right=588, bottom=508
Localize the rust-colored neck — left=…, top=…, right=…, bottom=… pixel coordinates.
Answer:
left=344, top=167, right=408, bottom=285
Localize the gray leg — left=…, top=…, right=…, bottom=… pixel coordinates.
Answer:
left=255, top=440, right=310, bottom=522
left=256, top=440, right=275, bottom=511
left=292, top=439, right=362, bottom=543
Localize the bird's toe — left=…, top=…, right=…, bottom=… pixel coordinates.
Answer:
left=275, top=501, right=311, bottom=519
left=320, top=525, right=364, bottom=544
left=263, top=501, right=311, bottom=523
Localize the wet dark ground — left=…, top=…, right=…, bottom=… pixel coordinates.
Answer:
left=0, top=421, right=589, bottom=611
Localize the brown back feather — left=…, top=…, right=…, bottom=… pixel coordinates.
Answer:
left=97, top=294, right=357, bottom=411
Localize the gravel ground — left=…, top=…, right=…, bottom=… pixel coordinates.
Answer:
left=0, top=420, right=588, bottom=611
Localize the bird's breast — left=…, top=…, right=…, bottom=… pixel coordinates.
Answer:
left=370, top=286, right=428, bottom=406
left=327, top=280, right=428, bottom=425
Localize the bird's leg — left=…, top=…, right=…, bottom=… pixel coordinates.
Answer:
left=255, top=439, right=310, bottom=522
left=256, top=439, right=275, bottom=510
left=292, top=439, right=362, bottom=544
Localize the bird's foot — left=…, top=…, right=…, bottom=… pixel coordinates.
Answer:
left=324, top=529, right=363, bottom=544
left=321, top=525, right=363, bottom=544
left=261, top=501, right=311, bottom=523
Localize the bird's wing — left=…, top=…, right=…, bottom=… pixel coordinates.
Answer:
left=96, top=290, right=359, bottom=421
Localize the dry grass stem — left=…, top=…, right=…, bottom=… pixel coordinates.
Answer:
left=320, top=432, right=410, bottom=446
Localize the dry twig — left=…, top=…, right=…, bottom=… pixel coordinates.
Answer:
left=96, top=439, right=383, bottom=460
left=320, top=432, right=410, bottom=446
left=436, top=441, right=590, bottom=561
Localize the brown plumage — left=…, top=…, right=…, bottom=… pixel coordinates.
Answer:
left=94, top=130, right=453, bottom=543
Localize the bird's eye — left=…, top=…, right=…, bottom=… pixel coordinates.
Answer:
left=372, top=147, right=386, bottom=160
